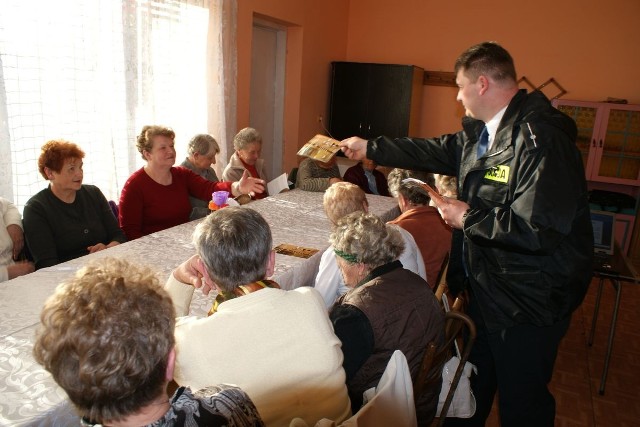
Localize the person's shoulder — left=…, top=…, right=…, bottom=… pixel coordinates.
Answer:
left=23, top=187, right=51, bottom=209
left=123, top=167, right=147, bottom=184
left=289, top=286, right=327, bottom=307
left=172, top=166, right=199, bottom=182
left=179, top=158, right=194, bottom=170
left=299, top=157, right=313, bottom=167
left=167, top=385, right=263, bottom=427
left=78, top=184, right=103, bottom=195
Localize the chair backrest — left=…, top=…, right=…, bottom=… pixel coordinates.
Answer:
left=413, top=310, right=476, bottom=427
left=304, top=350, right=418, bottom=427
left=288, top=167, right=299, bottom=189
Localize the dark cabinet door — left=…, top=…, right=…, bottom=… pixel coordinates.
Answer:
left=328, top=62, right=422, bottom=140
left=328, top=62, right=370, bottom=140
left=366, top=64, right=414, bottom=138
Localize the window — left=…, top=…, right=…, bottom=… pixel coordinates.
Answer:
left=0, top=0, right=212, bottom=211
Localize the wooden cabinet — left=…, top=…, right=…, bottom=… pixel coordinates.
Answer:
left=328, top=62, right=423, bottom=140
left=553, top=99, right=640, bottom=185
left=554, top=99, right=640, bottom=255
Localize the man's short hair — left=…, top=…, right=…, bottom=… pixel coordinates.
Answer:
left=33, top=258, right=175, bottom=423
left=323, top=181, right=368, bottom=225
left=194, top=207, right=272, bottom=292
left=454, top=41, right=516, bottom=83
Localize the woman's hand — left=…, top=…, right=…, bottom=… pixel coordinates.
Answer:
left=6, top=224, right=24, bottom=260
left=7, top=261, right=35, bottom=280
left=87, top=241, right=120, bottom=253
left=237, top=169, right=265, bottom=197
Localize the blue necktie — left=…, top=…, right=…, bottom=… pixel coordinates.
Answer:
left=477, top=126, right=489, bottom=158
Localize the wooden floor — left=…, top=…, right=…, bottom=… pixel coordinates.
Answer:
left=485, top=276, right=640, bottom=426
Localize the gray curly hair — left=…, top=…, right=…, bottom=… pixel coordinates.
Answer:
left=330, top=211, right=404, bottom=269
left=386, top=168, right=434, bottom=206
left=233, top=127, right=262, bottom=151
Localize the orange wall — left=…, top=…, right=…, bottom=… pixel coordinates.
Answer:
left=345, top=0, right=640, bottom=136
left=236, top=0, right=640, bottom=170
left=236, top=0, right=349, bottom=172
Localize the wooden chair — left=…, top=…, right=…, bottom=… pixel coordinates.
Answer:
left=415, top=255, right=477, bottom=427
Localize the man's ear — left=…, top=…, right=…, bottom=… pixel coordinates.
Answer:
left=166, top=347, right=176, bottom=381
left=478, top=75, right=489, bottom=95
left=265, top=250, right=276, bottom=277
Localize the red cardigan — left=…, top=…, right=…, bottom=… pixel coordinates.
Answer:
left=119, top=167, right=232, bottom=240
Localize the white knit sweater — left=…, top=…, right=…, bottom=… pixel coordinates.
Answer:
left=164, top=275, right=352, bottom=427
left=0, top=198, right=22, bottom=282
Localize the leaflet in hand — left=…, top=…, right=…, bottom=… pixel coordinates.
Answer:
left=296, top=134, right=341, bottom=163
left=401, top=178, right=445, bottom=206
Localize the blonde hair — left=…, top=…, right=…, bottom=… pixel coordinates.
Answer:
left=434, top=174, right=458, bottom=198
left=323, top=182, right=368, bottom=225
left=136, top=125, right=175, bottom=160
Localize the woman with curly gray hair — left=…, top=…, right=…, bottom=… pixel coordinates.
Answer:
left=33, top=257, right=264, bottom=426
left=329, top=211, right=445, bottom=425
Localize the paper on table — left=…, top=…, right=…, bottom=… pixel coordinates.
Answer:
left=268, top=173, right=289, bottom=195
left=401, top=177, right=445, bottom=207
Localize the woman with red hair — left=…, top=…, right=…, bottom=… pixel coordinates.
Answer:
left=23, top=140, right=126, bottom=269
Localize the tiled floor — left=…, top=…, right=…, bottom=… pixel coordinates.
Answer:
left=485, top=276, right=640, bottom=426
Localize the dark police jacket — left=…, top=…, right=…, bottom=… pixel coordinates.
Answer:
left=367, top=90, right=593, bottom=332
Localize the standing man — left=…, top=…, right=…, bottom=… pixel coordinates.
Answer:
left=340, top=41, right=593, bottom=426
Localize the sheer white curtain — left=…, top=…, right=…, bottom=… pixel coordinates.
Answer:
left=207, top=0, right=237, bottom=178
left=0, top=0, right=235, bottom=211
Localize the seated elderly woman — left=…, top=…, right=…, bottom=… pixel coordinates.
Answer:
left=314, top=182, right=426, bottom=308
left=1, top=197, right=34, bottom=281
left=179, top=133, right=221, bottom=220
left=119, top=125, right=265, bottom=240
left=33, top=257, right=264, bottom=426
left=328, top=211, right=445, bottom=425
left=387, top=169, right=452, bottom=288
left=343, top=158, right=390, bottom=196
left=222, top=127, right=268, bottom=199
left=296, top=156, right=342, bottom=192
left=165, top=207, right=351, bottom=426
left=23, top=140, right=126, bottom=269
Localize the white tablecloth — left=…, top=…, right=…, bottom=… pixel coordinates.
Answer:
left=0, top=189, right=399, bottom=426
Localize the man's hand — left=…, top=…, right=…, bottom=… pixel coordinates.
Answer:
left=329, top=177, right=342, bottom=185
left=237, top=169, right=265, bottom=198
left=173, top=254, right=218, bottom=295
left=6, top=224, right=24, bottom=260
left=436, top=197, right=470, bottom=230
left=340, top=137, right=368, bottom=161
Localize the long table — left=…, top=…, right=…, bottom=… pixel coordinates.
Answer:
left=0, top=189, right=399, bottom=426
